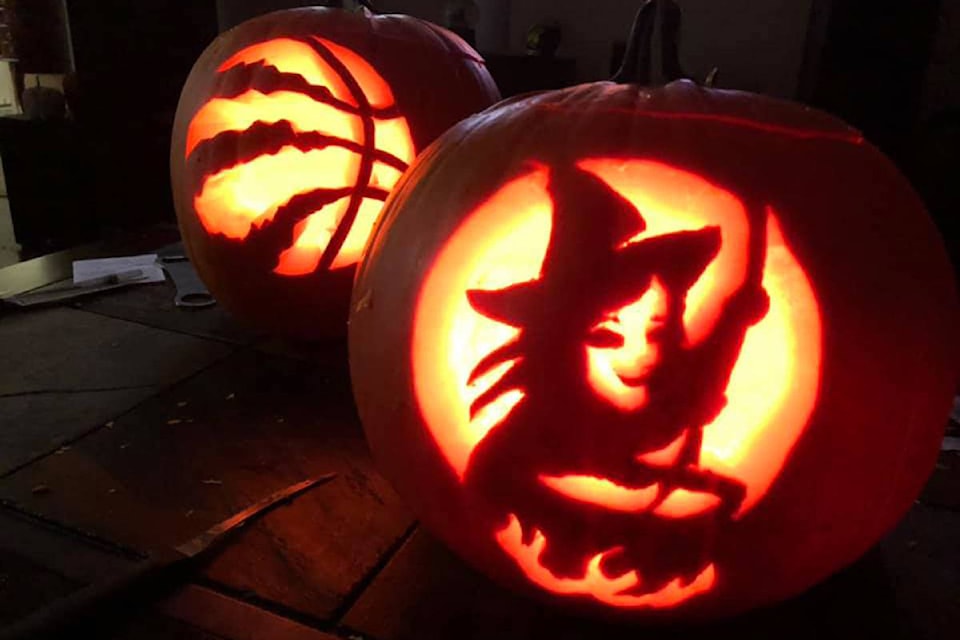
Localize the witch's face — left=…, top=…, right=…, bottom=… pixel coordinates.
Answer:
left=584, top=276, right=672, bottom=411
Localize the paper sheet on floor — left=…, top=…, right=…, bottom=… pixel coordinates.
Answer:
left=73, top=254, right=166, bottom=284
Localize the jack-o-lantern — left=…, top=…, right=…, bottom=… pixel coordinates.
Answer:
left=171, top=6, right=500, bottom=338
left=349, top=6, right=958, bottom=619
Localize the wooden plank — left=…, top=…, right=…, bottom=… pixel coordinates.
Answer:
left=879, top=504, right=960, bottom=639
left=0, top=548, right=80, bottom=626
left=202, top=470, right=415, bottom=623
left=0, top=306, right=233, bottom=395
left=0, top=389, right=159, bottom=478
left=90, top=613, right=227, bottom=640
left=2, top=588, right=224, bottom=640
left=0, top=348, right=413, bottom=622
left=160, top=585, right=340, bottom=640
left=74, top=280, right=261, bottom=346
left=0, top=509, right=347, bottom=639
left=0, top=510, right=222, bottom=639
left=0, top=507, right=135, bottom=585
left=253, top=336, right=346, bottom=363
left=0, top=307, right=234, bottom=475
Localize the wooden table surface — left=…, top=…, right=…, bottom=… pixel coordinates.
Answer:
left=0, top=251, right=957, bottom=639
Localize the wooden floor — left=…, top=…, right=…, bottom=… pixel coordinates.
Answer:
left=0, top=255, right=958, bottom=639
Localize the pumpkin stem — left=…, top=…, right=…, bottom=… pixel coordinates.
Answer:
left=611, top=0, right=690, bottom=85
left=704, top=66, right=720, bottom=87
left=611, top=0, right=656, bottom=84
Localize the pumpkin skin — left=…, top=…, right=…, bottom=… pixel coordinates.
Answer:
left=349, top=80, right=959, bottom=620
left=171, top=7, right=500, bottom=338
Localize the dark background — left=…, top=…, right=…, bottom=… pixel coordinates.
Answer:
left=0, top=4, right=956, bottom=637
left=0, top=0, right=957, bottom=275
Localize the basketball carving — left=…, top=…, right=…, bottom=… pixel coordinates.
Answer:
left=186, top=36, right=414, bottom=276
left=172, top=7, right=500, bottom=338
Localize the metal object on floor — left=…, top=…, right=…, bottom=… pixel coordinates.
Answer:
left=0, top=472, right=338, bottom=640
left=1, top=268, right=148, bottom=307
left=159, top=253, right=215, bottom=308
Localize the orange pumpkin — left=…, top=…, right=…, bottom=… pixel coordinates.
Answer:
left=349, top=76, right=958, bottom=618
left=171, top=7, right=499, bottom=338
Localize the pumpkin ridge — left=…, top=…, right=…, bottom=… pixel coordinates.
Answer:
left=413, top=19, right=488, bottom=64
left=533, top=103, right=864, bottom=144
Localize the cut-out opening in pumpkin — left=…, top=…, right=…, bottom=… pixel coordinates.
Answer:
left=186, top=36, right=415, bottom=275
left=409, top=158, right=822, bottom=607
left=414, top=159, right=821, bottom=512
left=496, top=514, right=718, bottom=608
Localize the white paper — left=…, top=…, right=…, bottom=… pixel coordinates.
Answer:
left=73, top=254, right=166, bottom=285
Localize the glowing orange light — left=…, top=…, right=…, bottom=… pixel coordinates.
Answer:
left=370, top=116, right=416, bottom=187
left=539, top=475, right=659, bottom=512
left=697, top=209, right=821, bottom=514
left=194, top=146, right=359, bottom=239
left=319, top=38, right=396, bottom=109
left=274, top=195, right=387, bottom=274
left=413, top=167, right=552, bottom=472
left=329, top=197, right=387, bottom=269
left=636, top=431, right=687, bottom=466
left=655, top=489, right=722, bottom=519
left=412, top=159, right=821, bottom=514
left=188, top=37, right=414, bottom=274
left=411, top=158, right=822, bottom=606
left=585, top=277, right=667, bottom=411
left=186, top=90, right=360, bottom=158
left=576, top=158, right=751, bottom=346
left=496, top=514, right=717, bottom=608
left=538, top=474, right=722, bottom=519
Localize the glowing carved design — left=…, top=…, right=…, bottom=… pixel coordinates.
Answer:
left=413, top=167, right=552, bottom=467
left=412, top=160, right=821, bottom=514
left=636, top=431, right=687, bottom=467
left=585, top=279, right=667, bottom=411
left=496, top=514, right=717, bottom=608
left=538, top=474, right=723, bottom=518
left=411, top=159, right=822, bottom=608
left=187, top=37, right=414, bottom=274
left=539, top=475, right=660, bottom=513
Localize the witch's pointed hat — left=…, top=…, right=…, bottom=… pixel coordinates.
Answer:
left=468, top=164, right=721, bottom=329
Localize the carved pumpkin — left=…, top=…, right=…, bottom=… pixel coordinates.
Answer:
left=349, top=76, right=959, bottom=618
left=171, top=7, right=500, bottom=338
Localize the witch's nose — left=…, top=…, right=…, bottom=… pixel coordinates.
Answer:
left=645, top=318, right=669, bottom=342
